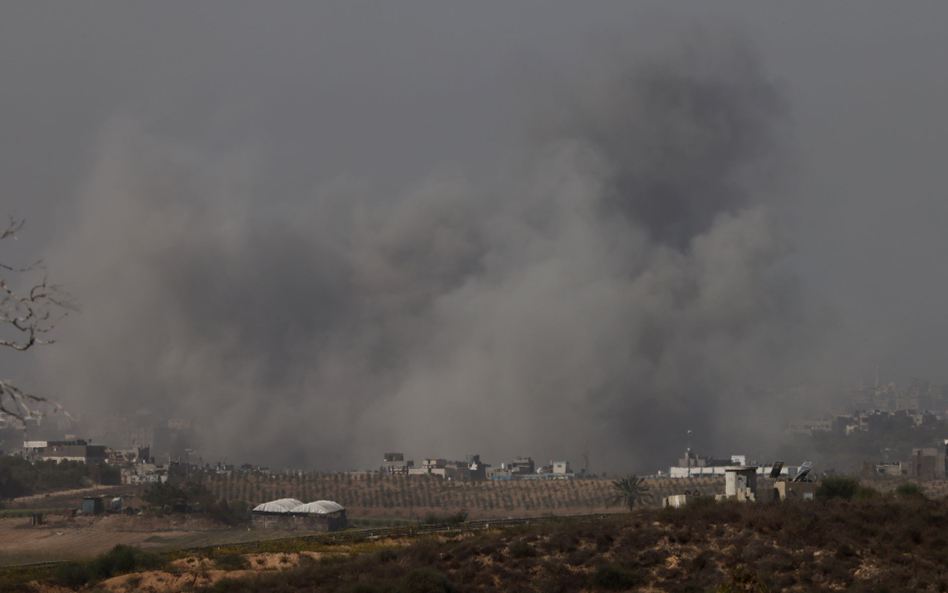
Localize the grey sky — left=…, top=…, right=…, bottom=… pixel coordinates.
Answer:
left=2, top=3, right=947, bottom=470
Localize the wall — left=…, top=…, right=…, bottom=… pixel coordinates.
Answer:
left=251, top=511, right=347, bottom=531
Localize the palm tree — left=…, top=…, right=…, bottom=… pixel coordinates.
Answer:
left=608, top=474, right=650, bottom=512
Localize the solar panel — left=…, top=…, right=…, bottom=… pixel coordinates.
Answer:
left=792, top=461, right=812, bottom=482
left=769, top=461, right=784, bottom=479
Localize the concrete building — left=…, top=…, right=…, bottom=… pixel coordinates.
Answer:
left=662, top=493, right=702, bottom=508
left=121, top=462, right=168, bottom=484
left=906, top=444, right=948, bottom=479
left=669, top=450, right=759, bottom=478
left=874, top=463, right=906, bottom=477
left=723, top=467, right=758, bottom=501
left=382, top=452, right=414, bottom=474
left=773, top=480, right=818, bottom=501
left=81, top=497, right=105, bottom=515
left=251, top=499, right=346, bottom=532
left=404, top=456, right=488, bottom=480
left=552, top=461, right=571, bottom=475
left=489, top=457, right=537, bottom=479
left=467, top=455, right=490, bottom=480
left=38, top=440, right=107, bottom=464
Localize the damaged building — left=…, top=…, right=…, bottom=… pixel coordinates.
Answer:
left=382, top=452, right=414, bottom=474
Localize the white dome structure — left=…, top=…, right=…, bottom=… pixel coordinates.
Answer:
left=252, top=498, right=303, bottom=513
left=290, top=500, right=345, bottom=515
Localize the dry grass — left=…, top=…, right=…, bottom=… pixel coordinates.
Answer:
left=18, top=496, right=948, bottom=592
left=153, top=497, right=948, bottom=592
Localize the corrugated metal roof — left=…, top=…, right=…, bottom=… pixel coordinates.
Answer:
left=252, top=498, right=303, bottom=513
left=290, top=500, right=344, bottom=514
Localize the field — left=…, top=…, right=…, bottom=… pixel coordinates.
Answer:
left=3, top=473, right=943, bottom=571
left=10, top=495, right=948, bottom=592
left=0, top=474, right=724, bottom=567
left=200, top=473, right=727, bottom=519
left=0, top=514, right=293, bottom=567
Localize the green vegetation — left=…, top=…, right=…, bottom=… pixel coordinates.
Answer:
left=215, top=553, right=251, bottom=571
left=0, top=456, right=120, bottom=500
left=853, top=485, right=882, bottom=499
left=421, top=509, right=469, bottom=525
left=52, top=545, right=164, bottom=588
left=13, top=493, right=948, bottom=592
left=895, top=481, right=926, bottom=498
left=0, top=506, right=71, bottom=518
left=174, top=497, right=948, bottom=592
left=816, top=476, right=860, bottom=500
left=607, top=474, right=650, bottom=511
left=142, top=480, right=249, bottom=524
left=592, top=564, right=643, bottom=590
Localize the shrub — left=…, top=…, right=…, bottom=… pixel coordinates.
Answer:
left=91, top=545, right=161, bottom=580
left=214, top=554, right=251, bottom=570
left=53, top=562, right=93, bottom=588
left=816, top=477, right=860, bottom=500
left=51, top=544, right=162, bottom=588
left=853, top=486, right=881, bottom=500
left=895, top=482, right=926, bottom=499
left=399, top=568, right=456, bottom=593
left=421, top=510, right=468, bottom=525
left=592, top=564, right=641, bottom=590
left=507, top=538, right=537, bottom=559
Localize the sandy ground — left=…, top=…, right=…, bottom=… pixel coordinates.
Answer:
left=0, top=515, right=289, bottom=566
left=96, top=552, right=332, bottom=593
left=8, top=485, right=127, bottom=505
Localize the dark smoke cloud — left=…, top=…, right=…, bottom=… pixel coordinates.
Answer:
left=27, top=34, right=822, bottom=472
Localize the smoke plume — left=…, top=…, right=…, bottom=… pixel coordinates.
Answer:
left=30, top=33, right=823, bottom=472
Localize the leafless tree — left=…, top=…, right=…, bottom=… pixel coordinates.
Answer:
left=0, top=217, right=74, bottom=422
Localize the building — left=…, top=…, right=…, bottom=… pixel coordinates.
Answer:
left=383, top=452, right=414, bottom=474
left=467, top=455, right=490, bottom=480
left=121, top=462, right=168, bottom=484
left=723, top=467, right=758, bottom=502
left=81, top=497, right=105, bottom=515
left=662, top=493, right=702, bottom=508
left=773, top=480, right=818, bottom=501
left=905, top=443, right=948, bottom=479
left=408, top=458, right=464, bottom=479
left=552, top=461, right=571, bottom=475
left=38, top=440, right=107, bottom=464
left=669, top=450, right=760, bottom=478
left=874, top=463, right=905, bottom=477
left=251, top=499, right=346, bottom=532
left=489, top=457, right=537, bottom=479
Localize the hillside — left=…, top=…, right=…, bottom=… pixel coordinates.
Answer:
left=12, top=496, right=948, bottom=592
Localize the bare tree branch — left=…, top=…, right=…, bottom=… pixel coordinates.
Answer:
left=1, top=217, right=75, bottom=423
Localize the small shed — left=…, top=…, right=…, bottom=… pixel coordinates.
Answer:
left=81, top=497, right=105, bottom=515
left=251, top=498, right=346, bottom=532
left=663, top=494, right=700, bottom=508
left=774, top=480, right=818, bottom=501
left=724, top=467, right=758, bottom=501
